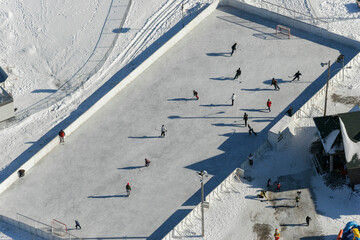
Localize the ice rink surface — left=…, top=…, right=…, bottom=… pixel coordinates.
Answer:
left=0, top=6, right=357, bottom=239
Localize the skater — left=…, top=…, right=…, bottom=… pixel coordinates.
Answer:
left=126, top=183, right=132, bottom=196
left=59, top=130, right=65, bottom=143
left=286, top=107, right=293, bottom=117
left=193, top=90, right=199, bottom=100
left=248, top=124, right=257, bottom=136
left=267, top=178, right=271, bottom=188
left=277, top=182, right=281, bottom=190
left=306, top=216, right=312, bottom=226
left=234, top=68, right=241, bottom=80
left=75, top=220, right=81, bottom=229
left=243, top=112, right=248, bottom=127
left=295, top=195, right=300, bottom=207
left=145, top=158, right=151, bottom=167
left=297, top=190, right=302, bottom=198
left=230, top=43, right=237, bottom=56
left=248, top=153, right=254, bottom=166
left=292, top=70, right=302, bottom=81
left=258, top=190, right=268, bottom=200
left=271, top=78, right=280, bottom=90
left=274, top=228, right=280, bottom=240
left=231, top=93, right=235, bottom=106
left=160, top=125, right=167, bottom=137
left=267, top=99, right=272, bottom=112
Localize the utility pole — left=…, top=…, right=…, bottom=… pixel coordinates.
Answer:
left=323, top=60, right=330, bottom=116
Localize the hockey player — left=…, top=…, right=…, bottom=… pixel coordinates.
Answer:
left=145, top=158, right=151, bottom=167
left=271, top=78, right=280, bottom=90
left=230, top=43, right=237, bottom=56
left=295, top=195, right=300, bottom=207
left=306, top=216, right=312, bottom=226
left=231, top=93, right=236, bottom=106
left=75, top=220, right=81, bottom=229
left=248, top=124, right=257, bottom=136
left=234, top=68, right=241, bottom=80
left=292, top=71, right=302, bottom=81
left=267, top=99, right=272, bottom=112
left=59, top=130, right=65, bottom=143
left=126, top=183, right=132, bottom=196
left=193, top=90, right=199, bottom=100
left=243, top=112, right=248, bottom=127
left=160, top=125, right=167, bottom=137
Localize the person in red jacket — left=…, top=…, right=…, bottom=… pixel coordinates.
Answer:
left=59, top=130, right=65, bottom=143
left=126, top=183, right=132, bottom=197
left=267, top=99, right=272, bottom=112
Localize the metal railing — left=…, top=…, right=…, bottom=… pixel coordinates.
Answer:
left=260, top=0, right=329, bottom=30
left=0, top=0, right=132, bottom=130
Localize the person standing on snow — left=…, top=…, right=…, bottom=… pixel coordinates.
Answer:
left=160, top=125, right=167, bottom=137
left=59, top=130, right=66, bottom=143
left=234, top=68, right=241, bottom=80
left=231, top=93, right=236, bottom=106
left=126, top=183, right=132, bottom=196
left=145, top=158, right=151, bottom=167
left=295, top=195, right=300, bottom=207
left=306, top=216, right=312, bottom=226
left=230, top=43, right=237, bottom=56
left=193, top=90, right=199, bottom=100
left=286, top=107, right=293, bottom=117
left=292, top=71, right=302, bottom=81
left=75, top=220, right=81, bottom=229
left=243, top=112, right=248, bottom=127
left=271, top=78, right=280, bottom=90
left=248, top=124, right=257, bottom=136
left=267, top=99, right=272, bottom=112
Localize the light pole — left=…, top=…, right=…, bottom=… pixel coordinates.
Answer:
left=197, top=170, right=208, bottom=237
left=321, top=61, right=331, bottom=116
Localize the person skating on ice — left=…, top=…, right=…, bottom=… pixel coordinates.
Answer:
left=267, top=99, right=272, bottom=112
left=145, top=158, right=151, bottom=167
left=75, top=220, right=81, bottom=229
left=126, top=183, right=132, bottom=196
left=231, top=93, right=236, bottom=106
left=160, top=125, right=167, bottom=137
left=193, top=90, right=199, bottom=100
left=271, top=78, right=280, bottom=90
left=59, top=129, right=65, bottom=143
left=292, top=70, right=302, bottom=81
left=248, top=124, right=257, bottom=136
left=230, top=43, right=237, bottom=56
left=243, top=112, right=248, bottom=127
left=234, top=68, right=241, bottom=80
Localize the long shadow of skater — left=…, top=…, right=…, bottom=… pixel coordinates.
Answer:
left=209, top=76, right=233, bottom=81
left=266, top=205, right=295, bottom=209
left=128, top=136, right=160, bottom=139
left=280, top=223, right=307, bottom=227
left=200, top=104, right=230, bottom=107
left=167, top=98, right=196, bottom=102
left=88, top=194, right=128, bottom=198
left=240, top=108, right=267, bottom=112
left=117, top=166, right=144, bottom=170
left=206, top=52, right=230, bottom=57
left=263, top=78, right=288, bottom=85
left=241, top=88, right=273, bottom=91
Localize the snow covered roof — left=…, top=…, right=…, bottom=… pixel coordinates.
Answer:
left=0, top=87, right=12, bottom=107
left=314, top=111, right=360, bottom=168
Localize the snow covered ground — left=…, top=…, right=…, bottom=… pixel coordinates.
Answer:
left=0, top=0, right=359, bottom=239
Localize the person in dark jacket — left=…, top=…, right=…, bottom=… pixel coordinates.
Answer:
left=145, top=158, right=151, bottom=167
left=234, top=68, right=241, bottom=80
left=292, top=71, right=302, bottom=81
left=306, top=216, right=312, bottom=226
left=75, top=220, right=81, bottom=229
left=271, top=78, right=280, bottom=90
left=243, top=112, right=248, bottom=127
left=248, top=124, right=257, bottom=136
left=230, top=43, right=237, bottom=56
left=126, top=183, right=132, bottom=196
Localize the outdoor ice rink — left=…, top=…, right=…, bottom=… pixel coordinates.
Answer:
left=0, top=6, right=357, bottom=239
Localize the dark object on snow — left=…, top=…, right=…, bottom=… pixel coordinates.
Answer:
left=286, top=107, right=293, bottom=117
left=243, top=112, right=248, bottom=127
left=234, top=68, right=241, bottom=80
left=306, top=216, right=312, bottom=226
left=337, top=54, right=344, bottom=63
left=145, top=158, right=151, bottom=167
left=18, top=169, right=25, bottom=178
left=75, top=220, right=81, bottom=229
left=248, top=125, right=257, bottom=136
left=292, top=71, right=302, bottom=81
left=231, top=43, right=237, bottom=56
left=59, top=130, right=65, bottom=143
